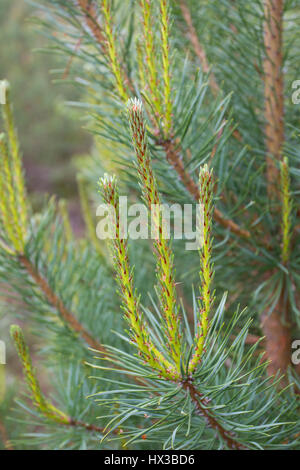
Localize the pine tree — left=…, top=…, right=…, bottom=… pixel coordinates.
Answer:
left=0, top=0, right=299, bottom=450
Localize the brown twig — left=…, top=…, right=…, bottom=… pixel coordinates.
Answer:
left=183, top=381, right=247, bottom=449
left=76, top=1, right=249, bottom=242
left=18, top=254, right=104, bottom=353
left=63, top=36, right=83, bottom=80
left=67, top=417, right=119, bottom=435
left=18, top=254, right=151, bottom=388
left=162, top=140, right=251, bottom=239
left=68, top=418, right=103, bottom=433
left=179, top=0, right=218, bottom=95
left=77, top=0, right=134, bottom=94
left=179, top=0, right=242, bottom=142
left=158, top=4, right=250, bottom=240
left=78, top=0, right=106, bottom=45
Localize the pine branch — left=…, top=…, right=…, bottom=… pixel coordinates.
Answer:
left=0, top=79, right=104, bottom=355
left=0, top=133, right=25, bottom=253
left=78, top=0, right=106, bottom=46
left=10, top=325, right=117, bottom=436
left=0, top=81, right=29, bottom=254
left=44, top=1, right=249, bottom=243
left=98, top=102, right=258, bottom=449
left=182, top=381, right=247, bottom=450
left=0, top=82, right=151, bottom=387
left=142, top=6, right=250, bottom=240
left=67, top=418, right=108, bottom=434
left=3, top=0, right=299, bottom=449
left=78, top=0, right=134, bottom=97
left=17, top=254, right=104, bottom=353
left=99, top=173, right=179, bottom=380
left=128, top=99, right=182, bottom=371
left=161, top=139, right=251, bottom=239
left=1, top=81, right=28, bottom=232
left=95, top=301, right=297, bottom=449
left=140, top=0, right=162, bottom=116
left=188, top=165, right=215, bottom=374
left=17, top=250, right=152, bottom=387
left=11, top=325, right=70, bottom=424
left=101, top=0, right=129, bottom=101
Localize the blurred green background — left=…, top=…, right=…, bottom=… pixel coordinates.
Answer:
left=0, top=0, right=91, bottom=204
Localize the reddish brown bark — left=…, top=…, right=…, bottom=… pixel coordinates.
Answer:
left=78, top=0, right=106, bottom=46
left=262, top=1, right=292, bottom=380
left=263, top=0, right=284, bottom=197
left=261, top=309, right=291, bottom=379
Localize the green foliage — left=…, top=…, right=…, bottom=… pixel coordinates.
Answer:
left=0, top=0, right=299, bottom=450
left=90, top=302, right=298, bottom=450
